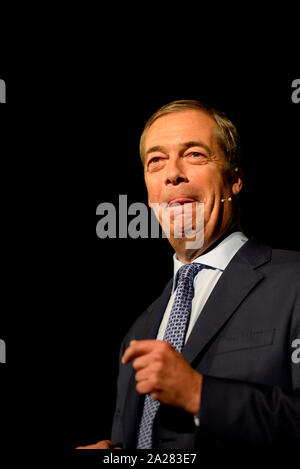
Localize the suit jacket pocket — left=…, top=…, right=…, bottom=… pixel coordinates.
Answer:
left=214, top=329, right=275, bottom=355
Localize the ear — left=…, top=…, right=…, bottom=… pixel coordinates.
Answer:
left=232, top=176, right=243, bottom=196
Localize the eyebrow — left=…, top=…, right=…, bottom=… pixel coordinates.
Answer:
left=145, top=141, right=213, bottom=158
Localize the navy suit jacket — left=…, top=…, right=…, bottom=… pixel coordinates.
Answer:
left=110, top=238, right=300, bottom=449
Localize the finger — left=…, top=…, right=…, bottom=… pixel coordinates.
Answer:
left=135, top=359, right=163, bottom=381
left=132, top=353, right=153, bottom=371
left=135, top=367, right=150, bottom=382
left=136, top=378, right=156, bottom=395
left=75, top=440, right=114, bottom=449
left=122, top=340, right=160, bottom=364
left=76, top=444, right=101, bottom=449
left=150, top=391, right=161, bottom=401
left=100, top=440, right=114, bottom=449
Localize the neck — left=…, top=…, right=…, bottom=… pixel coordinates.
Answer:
left=174, top=219, right=241, bottom=264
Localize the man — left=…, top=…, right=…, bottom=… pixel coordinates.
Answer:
left=78, top=100, right=300, bottom=449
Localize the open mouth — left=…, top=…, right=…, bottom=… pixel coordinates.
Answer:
left=167, top=198, right=197, bottom=207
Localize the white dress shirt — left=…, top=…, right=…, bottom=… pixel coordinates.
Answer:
left=156, top=229, right=248, bottom=425
left=156, top=229, right=248, bottom=343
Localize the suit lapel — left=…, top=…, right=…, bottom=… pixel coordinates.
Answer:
left=122, top=238, right=271, bottom=447
left=182, top=238, right=271, bottom=364
left=122, top=279, right=173, bottom=448
left=134, top=279, right=173, bottom=341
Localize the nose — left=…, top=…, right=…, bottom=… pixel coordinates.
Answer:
left=164, top=159, right=188, bottom=186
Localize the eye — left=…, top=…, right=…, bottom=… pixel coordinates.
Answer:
left=149, top=157, right=161, bottom=164
left=147, top=156, right=166, bottom=169
left=147, top=157, right=163, bottom=172
left=189, top=152, right=206, bottom=158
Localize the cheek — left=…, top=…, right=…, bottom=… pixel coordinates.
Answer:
left=145, top=178, right=163, bottom=202
left=190, top=174, right=218, bottom=201
left=191, top=171, right=225, bottom=219
left=192, top=168, right=227, bottom=195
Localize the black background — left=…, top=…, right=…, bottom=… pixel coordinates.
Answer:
left=72, top=66, right=300, bottom=449
left=0, top=43, right=299, bottom=459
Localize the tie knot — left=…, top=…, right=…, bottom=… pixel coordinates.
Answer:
left=177, top=263, right=203, bottom=285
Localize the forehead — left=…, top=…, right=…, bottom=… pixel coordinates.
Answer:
left=144, top=110, right=217, bottom=149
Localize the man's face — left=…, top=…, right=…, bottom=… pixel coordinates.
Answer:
left=144, top=110, right=242, bottom=258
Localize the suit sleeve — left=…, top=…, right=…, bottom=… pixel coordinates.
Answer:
left=110, top=338, right=127, bottom=447
left=197, top=291, right=300, bottom=446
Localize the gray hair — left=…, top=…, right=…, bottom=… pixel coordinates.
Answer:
left=139, top=99, right=241, bottom=172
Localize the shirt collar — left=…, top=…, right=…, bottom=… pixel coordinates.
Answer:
left=172, top=229, right=248, bottom=292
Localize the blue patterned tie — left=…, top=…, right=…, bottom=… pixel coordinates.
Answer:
left=136, top=263, right=204, bottom=449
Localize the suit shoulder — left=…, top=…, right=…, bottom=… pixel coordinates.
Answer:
left=271, top=248, right=300, bottom=266
left=241, top=238, right=300, bottom=272
left=268, top=248, right=300, bottom=280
